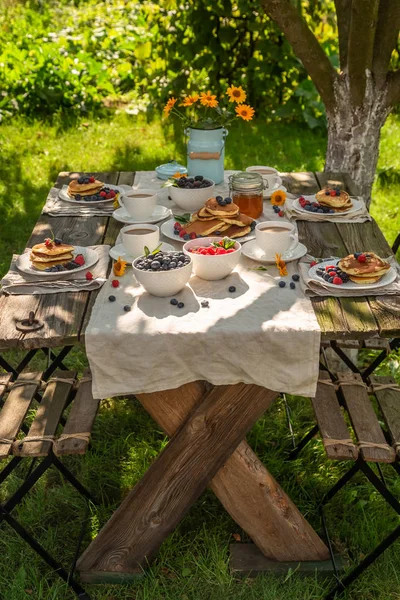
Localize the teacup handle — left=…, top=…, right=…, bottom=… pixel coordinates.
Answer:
left=288, top=232, right=298, bottom=252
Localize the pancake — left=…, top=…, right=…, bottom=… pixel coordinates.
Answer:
left=31, top=258, right=72, bottom=271
left=220, top=213, right=254, bottom=227
left=338, top=252, right=390, bottom=278
left=349, top=274, right=382, bottom=284
left=31, top=242, right=75, bottom=257
left=205, top=197, right=239, bottom=217
left=183, top=219, right=225, bottom=237
left=192, top=209, right=217, bottom=222
left=68, top=179, right=104, bottom=194
left=223, top=225, right=251, bottom=238
left=30, top=252, right=73, bottom=263
left=316, top=189, right=350, bottom=207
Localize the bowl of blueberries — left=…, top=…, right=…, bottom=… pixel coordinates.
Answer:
left=132, top=250, right=192, bottom=297
left=169, top=175, right=215, bottom=211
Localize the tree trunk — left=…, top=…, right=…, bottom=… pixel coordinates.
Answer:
left=325, top=73, right=391, bottom=206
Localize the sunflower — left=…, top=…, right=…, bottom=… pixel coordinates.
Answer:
left=227, top=85, right=247, bottom=103
left=235, top=104, right=255, bottom=121
left=200, top=90, right=218, bottom=108
left=180, top=94, right=199, bottom=107
left=275, top=254, right=288, bottom=277
left=113, top=257, right=128, bottom=277
left=163, top=97, right=177, bottom=117
left=271, top=190, right=286, bottom=206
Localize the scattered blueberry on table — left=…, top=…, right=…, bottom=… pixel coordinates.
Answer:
left=177, top=302, right=185, bottom=309
left=278, top=281, right=286, bottom=288
left=170, top=298, right=178, bottom=306
left=108, top=295, right=116, bottom=302
left=229, top=286, right=236, bottom=293
left=123, top=305, right=131, bottom=312
left=290, top=282, right=296, bottom=289
left=292, top=274, right=300, bottom=282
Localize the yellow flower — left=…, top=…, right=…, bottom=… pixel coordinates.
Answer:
left=227, top=85, right=247, bottom=103
left=235, top=104, right=255, bottom=121
left=200, top=90, right=218, bottom=108
left=113, top=193, right=120, bottom=209
left=275, top=254, right=288, bottom=277
left=163, top=97, right=177, bottom=117
left=173, top=172, right=186, bottom=179
left=271, top=190, right=286, bottom=206
left=113, top=256, right=128, bottom=277
left=180, top=94, right=199, bottom=107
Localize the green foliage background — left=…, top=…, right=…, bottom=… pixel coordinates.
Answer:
left=0, top=0, right=339, bottom=127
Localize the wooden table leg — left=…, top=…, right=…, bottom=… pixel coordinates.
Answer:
left=137, top=383, right=329, bottom=563
left=78, top=383, right=278, bottom=579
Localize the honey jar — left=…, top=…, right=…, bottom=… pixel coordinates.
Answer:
left=229, top=171, right=264, bottom=219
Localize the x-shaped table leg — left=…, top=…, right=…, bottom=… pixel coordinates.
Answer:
left=78, top=382, right=328, bottom=580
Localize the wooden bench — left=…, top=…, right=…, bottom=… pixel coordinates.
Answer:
left=0, top=369, right=99, bottom=600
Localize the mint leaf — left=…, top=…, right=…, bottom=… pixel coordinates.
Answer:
left=249, top=266, right=268, bottom=271
left=144, top=246, right=150, bottom=257
left=173, top=213, right=191, bottom=224
left=149, top=243, right=163, bottom=256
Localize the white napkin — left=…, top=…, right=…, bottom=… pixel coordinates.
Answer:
left=299, top=255, right=400, bottom=297
left=85, top=256, right=321, bottom=400
left=42, top=186, right=133, bottom=217
left=285, top=194, right=371, bottom=223
left=1, top=246, right=110, bottom=295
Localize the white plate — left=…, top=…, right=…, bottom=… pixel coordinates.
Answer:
left=16, top=246, right=99, bottom=277
left=263, top=181, right=285, bottom=198
left=161, top=218, right=256, bottom=244
left=109, top=242, right=176, bottom=262
left=112, top=205, right=172, bottom=225
left=309, top=259, right=397, bottom=291
left=242, top=240, right=308, bottom=264
left=292, top=196, right=362, bottom=216
left=59, top=184, right=122, bottom=204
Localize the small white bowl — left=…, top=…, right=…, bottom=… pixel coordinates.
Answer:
left=132, top=252, right=192, bottom=297
left=169, top=179, right=216, bottom=211
left=183, top=237, right=241, bottom=281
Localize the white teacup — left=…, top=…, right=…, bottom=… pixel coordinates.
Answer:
left=120, top=188, right=157, bottom=220
left=255, top=221, right=298, bottom=259
left=246, top=165, right=281, bottom=191
left=121, top=224, right=160, bottom=258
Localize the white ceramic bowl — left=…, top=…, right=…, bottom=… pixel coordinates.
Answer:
left=169, top=179, right=216, bottom=211
left=132, top=252, right=192, bottom=297
left=183, top=237, right=241, bottom=281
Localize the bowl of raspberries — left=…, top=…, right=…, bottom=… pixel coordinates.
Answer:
left=169, top=175, right=215, bottom=211
left=183, top=237, right=241, bottom=281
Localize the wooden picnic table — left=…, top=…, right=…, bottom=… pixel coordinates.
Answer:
left=0, top=170, right=399, bottom=582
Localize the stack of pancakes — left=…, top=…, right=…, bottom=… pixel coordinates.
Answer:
left=30, top=242, right=75, bottom=271
left=315, top=188, right=352, bottom=212
left=67, top=179, right=104, bottom=199
left=183, top=198, right=255, bottom=238
left=338, top=252, right=390, bottom=284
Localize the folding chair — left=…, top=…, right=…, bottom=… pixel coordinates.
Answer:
left=289, top=370, right=400, bottom=599
left=0, top=369, right=100, bottom=599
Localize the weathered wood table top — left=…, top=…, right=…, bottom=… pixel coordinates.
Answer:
left=0, top=170, right=399, bottom=354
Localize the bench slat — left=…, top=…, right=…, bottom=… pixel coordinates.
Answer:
left=371, top=376, right=400, bottom=458
left=54, top=370, right=99, bottom=456
left=13, top=371, right=76, bottom=457
left=0, top=374, right=13, bottom=400
left=0, top=373, right=42, bottom=459
left=338, top=372, right=395, bottom=463
left=312, top=371, right=358, bottom=460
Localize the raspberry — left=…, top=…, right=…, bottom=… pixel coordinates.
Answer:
left=85, top=271, right=94, bottom=281
left=330, top=191, right=336, bottom=196
left=74, top=254, right=85, bottom=266
left=333, top=276, right=343, bottom=285
left=207, top=247, right=216, bottom=255
left=111, top=279, right=119, bottom=288
left=109, top=190, right=116, bottom=197
left=226, top=248, right=235, bottom=253
left=89, top=176, right=95, bottom=183
left=106, top=192, right=113, bottom=199
left=179, top=230, right=186, bottom=238
left=190, top=232, right=197, bottom=239
left=278, top=210, right=284, bottom=217
left=325, top=265, right=336, bottom=271
left=216, top=247, right=226, bottom=255
left=174, top=222, right=182, bottom=230
left=299, top=196, right=305, bottom=202
left=357, top=254, right=367, bottom=263
left=310, top=260, right=317, bottom=267
left=100, top=191, right=107, bottom=198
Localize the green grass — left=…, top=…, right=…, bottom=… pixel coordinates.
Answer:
left=0, top=113, right=400, bottom=600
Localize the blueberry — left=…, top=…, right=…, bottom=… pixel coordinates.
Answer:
left=273, top=206, right=280, bottom=213
left=316, top=269, right=324, bottom=277
left=75, top=194, right=81, bottom=200
left=328, top=277, right=334, bottom=283
left=203, top=180, right=212, bottom=187
left=292, top=274, right=300, bottom=282
left=170, top=298, right=178, bottom=305
left=194, top=175, right=203, bottom=181
left=151, top=261, right=161, bottom=270
left=305, top=205, right=312, bottom=211
left=169, top=261, right=177, bottom=269
left=229, top=286, right=236, bottom=293
left=163, top=257, right=171, bottom=265
left=177, top=302, right=184, bottom=308
left=278, top=280, right=286, bottom=288
left=215, top=195, right=223, bottom=202
left=108, top=295, right=116, bottom=302
left=183, top=234, right=190, bottom=240
left=55, top=238, right=62, bottom=245
left=317, top=208, right=324, bottom=213
left=215, top=231, right=221, bottom=235
left=193, top=180, right=201, bottom=187
left=329, top=209, right=335, bottom=214
left=354, top=252, right=361, bottom=258
left=290, top=282, right=296, bottom=289
left=201, top=300, right=209, bottom=308
left=323, top=274, right=331, bottom=282
left=250, top=221, right=256, bottom=230
left=123, top=305, right=131, bottom=312
left=325, top=191, right=330, bottom=196
left=174, top=229, right=180, bottom=235
left=225, top=197, right=232, bottom=204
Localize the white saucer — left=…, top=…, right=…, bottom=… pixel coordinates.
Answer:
left=263, top=182, right=285, bottom=198
left=109, top=241, right=175, bottom=262
left=241, top=240, right=308, bottom=264
left=112, top=205, right=172, bottom=225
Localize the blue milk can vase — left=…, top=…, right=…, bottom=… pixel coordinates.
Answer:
left=185, top=127, right=228, bottom=184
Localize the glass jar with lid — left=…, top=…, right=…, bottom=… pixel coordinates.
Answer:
left=229, top=171, right=264, bottom=218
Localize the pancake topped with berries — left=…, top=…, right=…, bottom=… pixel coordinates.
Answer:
left=316, top=187, right=351, bottom=209
left=66, top=175, right=118, bottom=202
left=29, top=235, right=86, bottom=273
left=31, top=241, right=75, bottom=258
left=338, top=252, right=390, bottom=284
left=205, top=196, right=240, bottom=217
